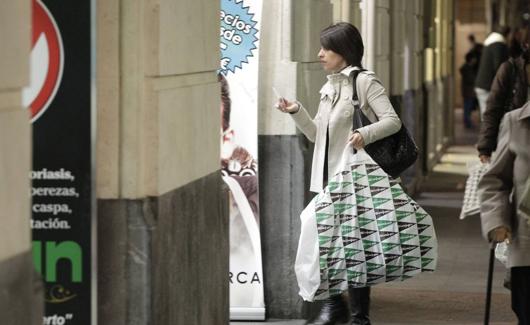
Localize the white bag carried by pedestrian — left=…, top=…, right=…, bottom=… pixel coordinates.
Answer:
left=460, top=161, right=489, bottom=219
left=294, top=149, right=437, bottom=302
left=494, top=241, right=509, bottom=266
left=294, top=200, right=321, bottom=300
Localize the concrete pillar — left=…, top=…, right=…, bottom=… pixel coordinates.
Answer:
left=96, top=0, right=228, bottom=324
left=330, top=0, right=362, bottom=25
left=373, top=0, right=391, bottom=86
left=258, top=0, right=332, bottom=319
left=388, top=0, right=425, bottom=189
left=445, top=0, right=455, bottom=144
left=0, top=1, right=43, bottom=324
left=424, top=0, right=455, bottom=171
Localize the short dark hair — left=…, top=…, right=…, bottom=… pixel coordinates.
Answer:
left=218, top=73, right=231, bottom=131
left=320, top=22, right=364, bottom=67
left=468, top=34, right=476, bottom=43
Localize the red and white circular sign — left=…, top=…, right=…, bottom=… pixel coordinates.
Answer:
left=23, top=0, right=64, bottom=123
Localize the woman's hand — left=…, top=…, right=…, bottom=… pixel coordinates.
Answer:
left=489, top=226, right=512, bottom=243
left=479, top=154, right=491, bottom=164
left=275, top=97, right=300, bottom=114
left=349, top=131, right=365, bottom=149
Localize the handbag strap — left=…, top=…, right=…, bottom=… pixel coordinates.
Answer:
left=350, top=68, right=364, bottom=102
left=350, top=68, right=371, bottom=130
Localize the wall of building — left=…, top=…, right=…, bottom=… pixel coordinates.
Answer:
left=0, top=1, right=43, bottom=324
left=389, top=0, right=425, bottom=188
left=423, top=0, right=455, bottom=171
left=96, top=0, right=229, bottom=324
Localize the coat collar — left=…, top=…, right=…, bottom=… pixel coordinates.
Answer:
left=484, top=32, right=506, bottom=46
left=519, top=102, right=530, bottom=121
left=340, top=65, right=361, bottom=77
left=326, top=66, right=362, bottom=81
left=512, top=55, right=527, bottom=71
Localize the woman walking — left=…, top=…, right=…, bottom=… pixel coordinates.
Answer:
left=478, top=102, right=530, bottom=325
left=276, top=22, right=402, bottom=325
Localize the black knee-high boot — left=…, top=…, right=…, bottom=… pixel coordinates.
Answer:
left=306, top=294, right=351, bottom=325
left=349, top=287, right=371, bottom=325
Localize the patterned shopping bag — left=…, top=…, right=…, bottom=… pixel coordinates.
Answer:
left=460, top=161, right=489, bottom=219
left=295, top=149, right=437, bottom=301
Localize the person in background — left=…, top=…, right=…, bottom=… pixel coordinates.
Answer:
left=467, top=34, right=483, bottom=66
left=467, top=34, right=483, bottom=113
left=460, top=52, right=479, bottom=128
left=478, top=101, right=530, bottom=325
left=276, top=22, right=402, bottom=325
left=474, top=26, right=511, bottom=116
left=477, top=25, right=529, bottom=164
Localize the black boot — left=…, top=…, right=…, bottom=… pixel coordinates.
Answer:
left=349, top=287, right=371, bottom=325
left=306, top=294, right=351, bottom=325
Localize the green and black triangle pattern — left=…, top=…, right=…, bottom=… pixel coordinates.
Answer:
left=311, top=156, right=437, bottom=300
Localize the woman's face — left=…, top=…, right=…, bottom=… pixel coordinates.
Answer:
left=318, top=47, right=347, bottom=73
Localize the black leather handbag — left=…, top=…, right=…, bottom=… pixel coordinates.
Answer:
left=351, top=70, right=418, bottom=178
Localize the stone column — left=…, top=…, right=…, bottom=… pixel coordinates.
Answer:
left=0, top=1, right=43, bottom=324
left=258, top=0, right=332, bottom=319
left=96, top=0, right=228, bottom=324
left=424, top=0, right=456, bottom=171
left=390, top=0, right=425, bottom=190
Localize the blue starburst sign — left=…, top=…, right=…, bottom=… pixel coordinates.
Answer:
left=220, top=0, right=259, bottom=75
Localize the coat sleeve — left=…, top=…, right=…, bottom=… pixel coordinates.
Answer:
left=355, top=76, right=402, bottom=145
left=478, top=112, right=515, bottom=240
left=477, top=61, right=514, bottom=156
left=289, top=102, right=317, bottom=143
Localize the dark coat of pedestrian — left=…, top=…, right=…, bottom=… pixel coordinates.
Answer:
left=477, top=49, right=529, bottom=158
left=478, top=102, right=530, bottom=324
left=474, top=28, right=511, bottom=116
left=460, top=53, right=479, bottom=128
left=460, top=54, right=479, bottom=99
left=467, top=34, right=483, bottom=68
left=475, top=30, right=510, bottom=91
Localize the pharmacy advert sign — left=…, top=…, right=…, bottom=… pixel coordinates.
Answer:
left=26, top=0, right=95, bottom=324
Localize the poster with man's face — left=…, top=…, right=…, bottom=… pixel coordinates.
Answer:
left=219, top=0, right=265, bottom=320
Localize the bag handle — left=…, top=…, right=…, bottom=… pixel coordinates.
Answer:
left=350, top=68, right=373, bottom=153
left=350, top=69, right=371, bottom=129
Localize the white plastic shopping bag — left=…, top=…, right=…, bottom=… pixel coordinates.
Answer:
left=460, top=161, right=489, bottom=219
left=294, top=200, right=321, bottom=301
left=495, top=241, right=510, bottom=266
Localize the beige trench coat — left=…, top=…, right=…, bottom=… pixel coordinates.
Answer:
left=290, top=66, right=401, bottom=192
left=479, top=102, right=530, bottom=268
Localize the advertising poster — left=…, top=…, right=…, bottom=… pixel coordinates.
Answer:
left=25, top=0, right=94, bottom=324
left=219, top=0, right=265, bottom=320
